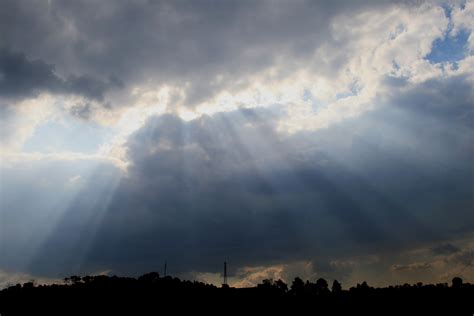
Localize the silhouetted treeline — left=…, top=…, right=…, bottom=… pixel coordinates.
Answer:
left=0, top=273, right=473, bottom=315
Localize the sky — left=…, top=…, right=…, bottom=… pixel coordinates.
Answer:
left=0, top=0, right=473, bottom=289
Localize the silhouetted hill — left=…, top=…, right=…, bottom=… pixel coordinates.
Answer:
left=0, top=273, right=473, bottom=315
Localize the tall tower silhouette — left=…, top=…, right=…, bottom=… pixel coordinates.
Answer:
left=223, top=261, right=228, bottom=286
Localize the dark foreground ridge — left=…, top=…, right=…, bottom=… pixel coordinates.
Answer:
left=1, top=273, right=473, bottom=315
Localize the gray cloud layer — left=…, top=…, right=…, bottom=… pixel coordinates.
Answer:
left=0, top=49, right=121, bottom=102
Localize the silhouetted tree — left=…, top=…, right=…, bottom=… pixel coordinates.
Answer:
left=257, top=279, right=287, bottom=295
left=258, top=279, right=274, bottom=291
left=315, top=278, right=329, bottom=295
left=290, top=277, right=305, bottom=296
left=358, top=281, right=370, bottom=290
left=275, top=279, right=288, bottom=293
left=332, top=280, right=342, bottom=293
left=138, top=272, right=160, bottom=283
left=452, top=277, right=463, bottom=288
left=64, top=275, right=82, bottom=285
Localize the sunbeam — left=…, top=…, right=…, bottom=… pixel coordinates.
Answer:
left=25, top=162, right=123, bottom=277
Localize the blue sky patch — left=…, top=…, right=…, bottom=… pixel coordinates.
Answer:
left=426, top=29, right=470, bottom=64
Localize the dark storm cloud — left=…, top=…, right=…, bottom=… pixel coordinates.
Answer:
left=0, top=49, right=62, bottom=99
left=64, top=74, right=123, bottom=101
left=0, top=0, right=389, bottom=107
left=0, top=49, right=120, bottom=102
left=384, top=74, right=474, bottom=127
left=10, top=73, right=471, bottom=278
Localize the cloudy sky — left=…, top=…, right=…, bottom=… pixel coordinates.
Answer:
left=0, top=0, right=473, bottom=288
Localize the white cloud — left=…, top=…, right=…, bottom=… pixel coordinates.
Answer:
left=278, top=3, right=453, bottom=133
left=451, top=1, right=474, bottom=51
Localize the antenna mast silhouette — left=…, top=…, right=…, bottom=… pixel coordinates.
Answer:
left=223, top=261, right=227, bottom=286
left=164, top=261, right=167, bottom=277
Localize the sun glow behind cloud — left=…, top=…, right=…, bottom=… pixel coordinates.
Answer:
left=2, top=2, right=470, bottom=169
